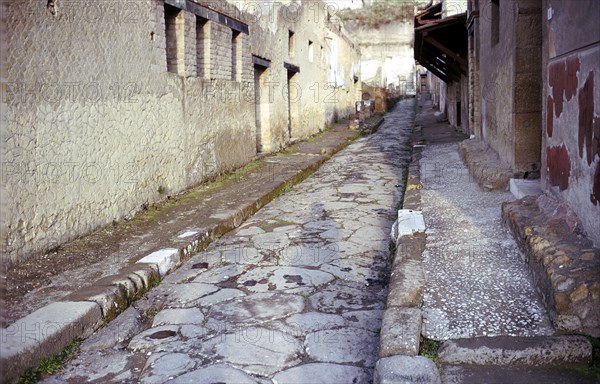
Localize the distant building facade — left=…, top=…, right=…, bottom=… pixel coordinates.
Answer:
left=338, top=1, right=417, bottom=94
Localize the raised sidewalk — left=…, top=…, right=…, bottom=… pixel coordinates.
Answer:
left=1, top=116, right=385, bottom=383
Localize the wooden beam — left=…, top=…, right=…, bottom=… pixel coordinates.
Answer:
left=419, top=58, right=453, bottom=83
left=424, top=36, right=468, bottom=68
left=421, top=46, right=463, bottom=78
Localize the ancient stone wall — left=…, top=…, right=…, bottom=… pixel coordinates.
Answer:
left=541, top=0, right=600, bottom=247
left=478, top=0, right=517, bottom=169
left=444, top=76, right=469, bottom=133
left=337, top=3, right=415, bottom=92
left=475, top=0, right=543, bottom=175
left=0, top=0, right=361, bottom=265
left=467, top=0, right=481, bottom=137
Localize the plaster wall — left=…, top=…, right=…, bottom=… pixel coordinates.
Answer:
left=541, top=0, right=600, bottom=246
left=342, top=19, right=415, bottom=90
left=0, top=0, right=361, bottom=265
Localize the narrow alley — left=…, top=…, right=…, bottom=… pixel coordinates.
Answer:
left=41, top=100, right=416, bottom=383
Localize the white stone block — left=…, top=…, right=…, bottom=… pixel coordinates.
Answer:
left=509, top=178, right=542, bottom=199
left=391, top=210, right=426, bottom=244
left=137, top=248, right=180, bottom=277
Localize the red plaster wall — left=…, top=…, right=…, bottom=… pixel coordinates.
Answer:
left=542, top=0, right=600, bottom=245
left=546, top=144, right=570, bottom=190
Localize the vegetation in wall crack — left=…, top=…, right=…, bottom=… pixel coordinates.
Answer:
left=419, top=337, right=442, bottom=371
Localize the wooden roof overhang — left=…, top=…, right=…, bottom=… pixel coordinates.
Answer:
left=414, top=11, right=468, bottom=84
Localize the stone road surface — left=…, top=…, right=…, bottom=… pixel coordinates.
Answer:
left=42, top=100, right=415, bottom=383
left=419, top=142, right=554, bottom=340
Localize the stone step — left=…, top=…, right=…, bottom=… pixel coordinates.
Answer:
left=441, top=364, right=598, bottom=384
left=438, top=335, right=592, bottom=367
left=509, top=178, right=542, bottom=199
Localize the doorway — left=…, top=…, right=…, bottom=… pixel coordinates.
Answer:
left=254, top=64, right=269, bottom=153
left=287, top=70, right=300, bottom=140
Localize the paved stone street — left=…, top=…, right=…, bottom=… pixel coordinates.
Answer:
left=419, top=141, right=554, bottom=340
left=42, top=100, right=415, bottom=383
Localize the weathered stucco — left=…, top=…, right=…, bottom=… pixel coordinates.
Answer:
left=338, top=3, right=415, bottom=92
left=541, top=0, right=600, bottom=246
left=0, top=0, right=361, bottom=265
left=345, top=21, right=415, bottom=90
left=476, top=0, right=542, bottom=176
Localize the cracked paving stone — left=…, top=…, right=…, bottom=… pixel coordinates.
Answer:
left=167, top=363, right=263, bottom=384
left=193, top=263, right=249, bottom=284
left=128, top=325, right=182, bottom=352
left=206, top=292, right=304, bottom=326
left=197, top=288, right=246, bottom=306
left=342, top=309, right=385, bottom=332
left=236, top=266, right=334, bottom=293
left=81, top=306, right=144, bottom=351
left=42, top=100, right=418, bottom=384
left=199, top=328, right=303, bottom=376
left=222, top=245, right=278, bottom=266
left=337, top=239, right=388, bottom=257
left=350, top=226, right=390, bottom=243
left=162, top=251, right=222, bottom=284
left=236, top=226, right=266, bottom=236
left=320, top=261, right=383, bottom=284
left=309, top=281, right=385, bottom=314
left=179, top=324, right=210, bottom=339
left=273, top=224, right=299, bottom=233
left=141, top=352, right=196, bottom=384
left=40, top=350, right=141, bottom=383
left=284, top=312, right=347, bottom=334
left=272, top=363, right=370, bottom=384
left=159, top=283, right=220, bottom=308
left=319, top=227, right=352, bottom=240
left=278, top=244, right=339, bottom=266
left=152, top=308, right=205, bottom=326
left=250, top=232, right=291, bottom=249
left=305, top=328, right=379, bottom=367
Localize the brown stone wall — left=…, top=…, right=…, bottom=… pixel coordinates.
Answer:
left=468, top=0, right=481, bottom=137
left=361, top=83, right=388, bottom=113
left=541, top=0, right=600, bottom=246
left=512, top=0, right=542, bottom=176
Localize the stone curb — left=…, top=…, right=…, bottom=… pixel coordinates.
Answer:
left=374, top=355, right=442, bottom=384
left=438, top=335, right=592, bottom=367
left=375, top=125, right=442, bottom=384
left=1, top=128, right=359, bottom=383
left=0, top=302, right=102, bottom=384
